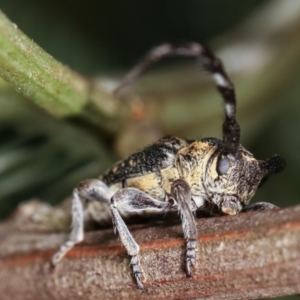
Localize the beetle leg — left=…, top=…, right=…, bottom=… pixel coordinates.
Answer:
left=242, top=202, right=279, bottom=212
left=171, top=179, right=197, bottom=277
left=110, top=187, right=176, bottom=291
left=51, top=179, right=113, bottom=266
left=51, top=188, right=84, bottom=266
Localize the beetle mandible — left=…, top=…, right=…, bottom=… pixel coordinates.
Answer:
left=51, top=42, right=286, bottom=291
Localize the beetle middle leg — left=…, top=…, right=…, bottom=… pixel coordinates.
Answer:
left=110, top=187, right=177, bottom=290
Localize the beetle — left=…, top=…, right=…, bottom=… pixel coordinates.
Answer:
left=51, top=42, right=286, bottom=291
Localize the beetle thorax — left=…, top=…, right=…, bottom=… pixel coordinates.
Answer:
left=175, top=139, right=219, bottom=204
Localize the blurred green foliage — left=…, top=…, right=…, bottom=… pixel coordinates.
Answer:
left=0, top=0, right=267, bottom=72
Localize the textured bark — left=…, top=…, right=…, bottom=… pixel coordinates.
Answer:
left=0, top=204, right=300, bottom=300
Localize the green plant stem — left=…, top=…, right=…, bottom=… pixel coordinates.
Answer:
left=0, top=10, right=118, bottom=120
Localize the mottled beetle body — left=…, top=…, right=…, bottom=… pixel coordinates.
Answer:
left=52, top=42, right=285, bottom=291
left=101, top=137, right=275, bottom=216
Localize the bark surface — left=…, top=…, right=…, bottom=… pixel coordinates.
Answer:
left=0, top=204, right=300, bottom=300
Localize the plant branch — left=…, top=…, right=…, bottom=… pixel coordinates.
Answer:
left=0, top=204, right=300, bottom=300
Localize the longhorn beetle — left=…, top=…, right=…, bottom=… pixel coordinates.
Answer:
left=51, top=42, right=286, bottom=291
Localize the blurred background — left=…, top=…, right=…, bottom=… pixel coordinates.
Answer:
left=0, top=1, right=299, bottom=298
left=0, top=0, right=299, bottom=222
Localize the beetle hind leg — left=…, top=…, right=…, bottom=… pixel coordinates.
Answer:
left=51, top=179, right=113, bottom=266
left=51, top=189, right=84, bottom=266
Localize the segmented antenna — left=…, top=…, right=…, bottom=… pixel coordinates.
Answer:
left=114, top=42, right=240, bottom=154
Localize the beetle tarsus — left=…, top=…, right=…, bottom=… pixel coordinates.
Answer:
left=186, top=239, right=197, bottom=277
left=131, top=255, right=146, bottom=291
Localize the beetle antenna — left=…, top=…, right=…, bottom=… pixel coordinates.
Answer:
left=260, top=154, right=286, bottom=175
left=113, top=42, right=240, bottom=154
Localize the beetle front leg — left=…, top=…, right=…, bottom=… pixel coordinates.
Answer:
left=171, top=179, right=197, bottom=277
left=111, top=187, right=176, bottom=291
left=242, top=202, right=278, bottom=212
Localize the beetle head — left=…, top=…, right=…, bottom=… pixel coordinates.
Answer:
left=204, top=144, right=285, bottom=215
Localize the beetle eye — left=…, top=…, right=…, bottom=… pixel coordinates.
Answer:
left=217, top=157, right=230, bottom=175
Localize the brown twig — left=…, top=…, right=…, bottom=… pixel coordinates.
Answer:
left=0, top=204, right=300, bottom=300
